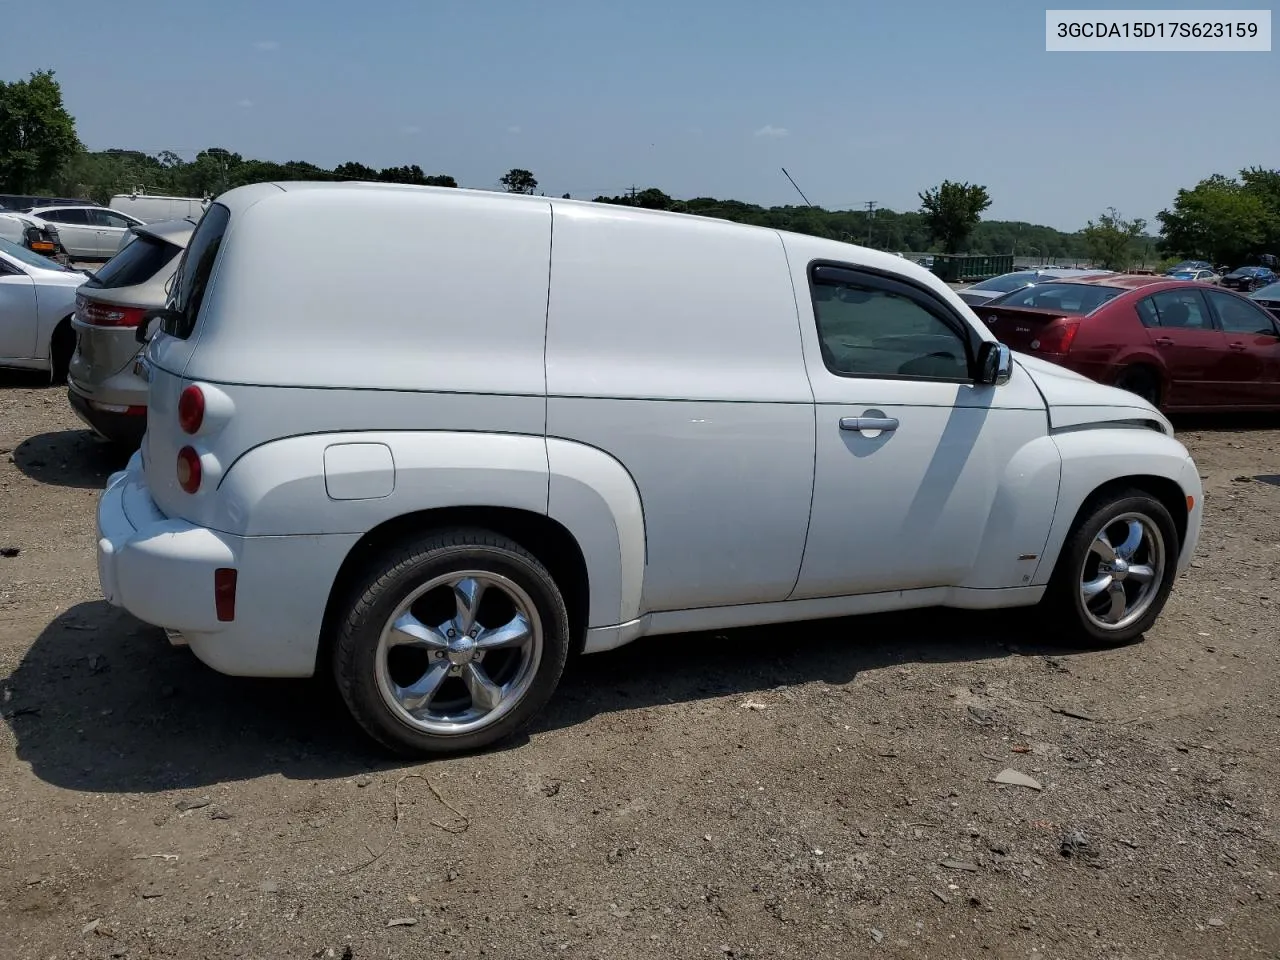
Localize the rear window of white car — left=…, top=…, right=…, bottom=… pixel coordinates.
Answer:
left=87, top=234, right=181, bottom=289
left=164, top=203, right=229, bottom=340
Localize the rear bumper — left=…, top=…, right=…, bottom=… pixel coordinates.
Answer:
left=68, top=387, right=147, bottom=445
left=96, top=452, right=359, bottom=677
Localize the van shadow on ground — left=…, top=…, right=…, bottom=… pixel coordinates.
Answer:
left=11, top=429, right=131, bottom=489
left=3, top=600, right=1094, bottom=794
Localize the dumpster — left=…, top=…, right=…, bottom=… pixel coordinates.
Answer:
left=930, top=254, right=1014, bottom=283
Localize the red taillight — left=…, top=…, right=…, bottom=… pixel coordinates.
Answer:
left=214, top=568, right=237, bottom=622
left=1037, top=319, right=1081, bottom=354
left=176, top=446, right=201, bottom=493
left=78, top=301, right=148, bottom=328
left=178, top=386, right=205, bottom=434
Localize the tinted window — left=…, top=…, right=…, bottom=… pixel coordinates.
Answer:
left=1205, top=289, right=1279, bottom=335
left=91, top=210, right=135, bottom=228
left=811, top=272, right=970, bottom=381
left=88, top=234, right=180, bottom=289
left=0, top=237, right=72, bottom=271
left=40, top=208, right=88, bottom=225
left=971, top=272, right=1039, bottom=294
left=166, top=203, right=230, bottom=339
left=1143, top=289, right=1211, bottom=329
left=993, top=282, right=1124, bottom=315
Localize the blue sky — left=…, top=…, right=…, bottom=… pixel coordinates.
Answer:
left=2, top=0, right=1275, bottom=229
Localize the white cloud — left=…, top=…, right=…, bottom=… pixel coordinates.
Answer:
left=754, top=124, right=789, bottom=138
left=506, top=125, right=522, bottom=135
left=253, top=40, right=280, bottom=51
left=400, top=125, right=421, bottom=135
left=237, top=99, right=254, bottom=109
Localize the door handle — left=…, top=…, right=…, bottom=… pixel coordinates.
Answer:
left=840, top=416, right=899, bottom=432
left=1228, top=342, right=1247, bottom=351
left=1154, top=337, right=1174, bottom=347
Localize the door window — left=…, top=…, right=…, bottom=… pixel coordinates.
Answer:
left=810, top=269, right=971, bottom=381
left=40, top=208, right=88, bottom=225
left=1204, top=289, right=1280, bottom=335
left=91, top=210, right=134, bottom=229
left=1139, top=289, right=1212, bottom=329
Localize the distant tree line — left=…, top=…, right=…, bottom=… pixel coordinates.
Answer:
left=2, top=69, right=1276, bottom=272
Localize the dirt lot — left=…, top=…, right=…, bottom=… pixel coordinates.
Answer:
left=1, top=372, right=1278, bottom=960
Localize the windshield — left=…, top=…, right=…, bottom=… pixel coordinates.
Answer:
left=989, top=282, right=1125, bottom=315
left=971, top=272, right=1040, bottom=294
left=1252, top=281, right=1280, bottom=299
left=0, top=237, right=73, bottom=272
left=88, top=233, right=181, bottom=289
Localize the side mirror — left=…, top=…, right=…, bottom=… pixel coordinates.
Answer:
left=136, top=307, right=177, bottom=344
left=976, top=341, right=1013, bottom=386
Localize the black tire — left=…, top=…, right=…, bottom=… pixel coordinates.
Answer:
left=49, top=318, right=75, bottom=384
left=332, top=527, right=570, bottom=757
left=1115, top=366, right=1161, bottom=408
left=1037, top=489, right=1179, bottom=649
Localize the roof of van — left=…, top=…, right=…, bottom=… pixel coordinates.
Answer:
left=212, top=180, right=964, bottom=308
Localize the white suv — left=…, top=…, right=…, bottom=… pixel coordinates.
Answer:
left=96, top=183, right=1204, bottom=756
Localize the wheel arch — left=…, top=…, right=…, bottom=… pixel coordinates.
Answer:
left=1035, top=428, right=1196, bottom=586
left=318, top=506, right=592, bottom=675
left=48, top=312, right=75, bottom=382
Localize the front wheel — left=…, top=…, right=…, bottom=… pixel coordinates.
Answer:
left=332, top=528, right=570, bottom=756
left=1115, top=366, right=1161, bottom=408
left=1038, top=490, right=1179, bottom=648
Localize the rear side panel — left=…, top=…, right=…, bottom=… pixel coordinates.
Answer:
left=144, top=186, right=554, bottom=523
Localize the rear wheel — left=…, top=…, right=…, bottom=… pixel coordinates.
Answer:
left=332, top=528, right=570, bottom=756
left=1038, top=489, right=1179, bottom=648
left=49, top=318, right=74, bottom=384
left=1115, top=366, right=1161, bottom=408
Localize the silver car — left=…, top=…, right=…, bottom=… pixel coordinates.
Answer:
left=66, top=218, right=194, bottom=446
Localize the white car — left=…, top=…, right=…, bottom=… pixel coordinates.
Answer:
left=23, top=205, right=146, bottom=260
left=0, top=237, right=85, bottom=378
left=0, top=211, right=63, bottom=259
left=97, top=183, right=1204, bottom=757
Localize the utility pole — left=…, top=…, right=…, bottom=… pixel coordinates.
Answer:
left=865, top=201, right=877, bottom=247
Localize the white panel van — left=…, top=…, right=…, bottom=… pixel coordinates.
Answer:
left=95, top=182, right=1204, bottom=756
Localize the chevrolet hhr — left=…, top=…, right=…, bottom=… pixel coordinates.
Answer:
left=96, top=183, right=1204, bottom=756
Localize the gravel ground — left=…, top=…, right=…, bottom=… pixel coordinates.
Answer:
left=1, top=371, right=1278, bottom=960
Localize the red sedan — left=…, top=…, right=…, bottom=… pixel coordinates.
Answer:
left=975, top=274, right=1280, bottom=411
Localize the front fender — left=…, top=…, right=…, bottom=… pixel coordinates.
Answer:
left=1033, top=426, right=1199, bottom=585
left=211, top=431, right=647, bottom=631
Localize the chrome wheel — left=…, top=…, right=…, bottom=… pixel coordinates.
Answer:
left=1078, top=512, right=1165, bottom=631
left=374, top=570, right=543, bottom=736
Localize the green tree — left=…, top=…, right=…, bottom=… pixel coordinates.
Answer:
left=500, top=168, right=537, bottom=194
left=917, top=180, right=992, bottom=254
left=0, top=69, right=82, bottom=193
left=1239, top=166, right=1280, bottom=252
left=1156, top=174, right=1269, bottom=267
left=1081, top=207, right=1146, bottom=269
